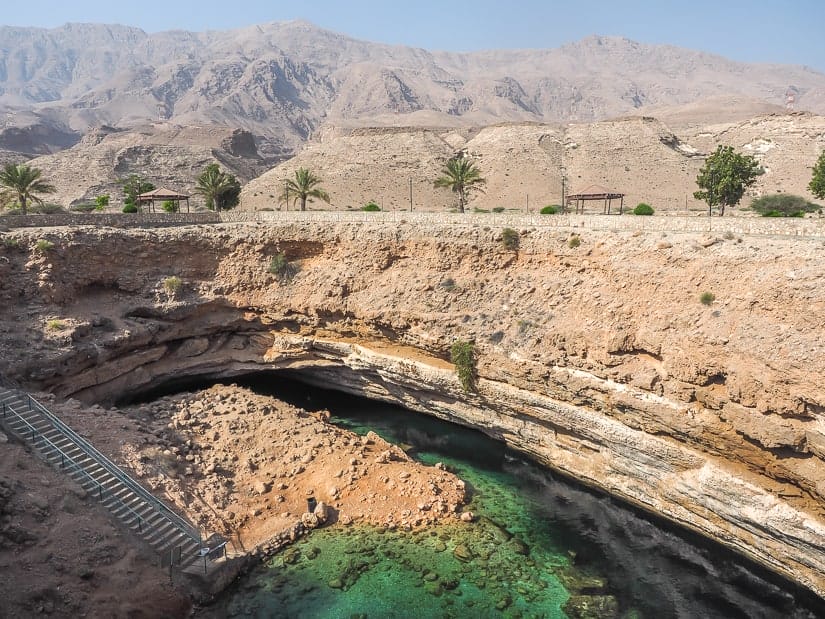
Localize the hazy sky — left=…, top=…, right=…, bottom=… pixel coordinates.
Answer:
left=2, top=0, right=824, bottom=71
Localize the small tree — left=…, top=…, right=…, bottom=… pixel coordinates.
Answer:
left=694, top=146, right=761, bottom=216
left=810, top=151, right=825, bottom=200
left=0, top=163, right=56, bottom=215
left=434, top=155, right=486, bottom=213
left=95, top=194, right=110, bottom=210
left=161, top=200, right=179, bottom=213
left=119, top=175, right=154, bottom=211
left=280, top=167, right=330, bottom=211
left=633, top=203, right=654, bottom=216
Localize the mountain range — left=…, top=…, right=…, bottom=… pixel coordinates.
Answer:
left=1, top=20, right=825, bottom=159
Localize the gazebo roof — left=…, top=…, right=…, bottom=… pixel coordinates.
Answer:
left=567, top=184, right=624, bottom=200
left=137, top=187, right=191, bottom=201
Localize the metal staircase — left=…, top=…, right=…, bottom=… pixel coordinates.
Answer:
left=0, top=388, right=204, bottom=568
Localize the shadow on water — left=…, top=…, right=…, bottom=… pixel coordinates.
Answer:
left=127, top=371, right=825, bottom=618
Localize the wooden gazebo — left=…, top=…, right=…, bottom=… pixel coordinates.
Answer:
left=566, top=184, right=625, bottom=214
left=137, top=188, right=191, bottom=213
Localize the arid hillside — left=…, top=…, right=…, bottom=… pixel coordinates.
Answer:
left=241, top=112, right=825, bottom=213
left=23, top=124, right=268, bottom=208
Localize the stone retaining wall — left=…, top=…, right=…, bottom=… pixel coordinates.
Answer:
left=1, top=212, right=221, bottom=229
left=3, top=210, right=823, bottom=238
left=220, top=210, right=825, bottom=238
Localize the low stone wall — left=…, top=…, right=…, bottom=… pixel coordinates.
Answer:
left=220, top=210, right=825, bottom=238
left=1, top=212, right=221, bottom=229
left=3, top=209, right=822, bottom=238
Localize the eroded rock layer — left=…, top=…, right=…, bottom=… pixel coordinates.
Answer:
left=1, top=221, right=824, bottom=596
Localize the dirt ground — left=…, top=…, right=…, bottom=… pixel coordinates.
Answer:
left=0, top=435, right=191, bottom=618
left=0, top=384, right=468, bottom=617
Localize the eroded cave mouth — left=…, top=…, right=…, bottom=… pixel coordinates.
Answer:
left=113, top=369, right=825, bottom=618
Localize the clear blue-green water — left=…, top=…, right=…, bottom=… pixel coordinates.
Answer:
left=177, top=375, right=824, bottom=619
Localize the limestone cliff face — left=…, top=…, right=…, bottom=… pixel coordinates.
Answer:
left=1, top=221, right=824, bottom=596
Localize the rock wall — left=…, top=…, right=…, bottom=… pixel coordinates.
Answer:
left=2, top=212, right=220, bottom=229
left=1, top=221, right=825, bottom=597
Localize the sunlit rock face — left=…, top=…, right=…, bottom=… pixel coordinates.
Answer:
left=2, top=220, right=825, bottom=597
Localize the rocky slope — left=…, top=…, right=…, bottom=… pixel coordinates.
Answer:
left=22, top=124, right=268, bottom=208
left=1, top=21, right=825, bottom=157
left=0, top=430, right=190, bottom=617
left=241, top=113, right=825, bottom=213
left=1, top=220, right=824, bottom=599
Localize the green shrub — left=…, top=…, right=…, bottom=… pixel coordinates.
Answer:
left=473, top=208, right=490, bottom=213
left=568, top=235, right=581, bottom=249
left=163, top=276, right=182, bottom=295
left=633, top=203, right=655, bottom=216
left=46, top=319, right=66, bottom=331
left=450, top=340, right=476, bottom=392
left=362, top=202, right=381, bottom=212
left=122, top=204, right=139, bottom=214
left=268, top=253, right=297, bottom=282
left=501, top=227, right=520, bottom=251
left=34, top=239, right=54, bottom=253
left=2, top=236, right=19, bottom=248
left=750, top=194, right=817, bottom=217
left=95, top=195, right=110, bottom=209
left=492, top=207, right=505, bottom=213
left=700, top=292, right=715, bottom=306
left=540, top=205, right=559, bottom=215
left=440, top=277, right=456, bottom=291
left=161, top=200, right=179, bottom=213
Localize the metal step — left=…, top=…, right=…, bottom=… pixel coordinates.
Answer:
left=0, top=389, right=209, bottom=569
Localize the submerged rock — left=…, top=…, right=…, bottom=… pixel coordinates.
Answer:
left=563, top=594, right=619, bottom=619
left=453, top=544, right=473, bottom=562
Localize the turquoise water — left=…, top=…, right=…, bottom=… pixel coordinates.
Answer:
left=180, top=375, right=825, bottom=619
left=214, top=415, right=590, bottom=618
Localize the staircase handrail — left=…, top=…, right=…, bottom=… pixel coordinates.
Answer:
left=2, top=400, right=149, bottom=532
left=21, top=394, right=201, bottom=545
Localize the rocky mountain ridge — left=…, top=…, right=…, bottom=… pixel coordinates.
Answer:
left=2, top=21, right=825, bottom=157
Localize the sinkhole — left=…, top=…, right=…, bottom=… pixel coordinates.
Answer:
left=119, top=370, right=825, bottom=619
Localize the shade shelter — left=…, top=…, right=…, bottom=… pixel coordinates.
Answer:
left=137, top=188, right=191, bottom=213
left=566, top=184, right=625, bottom=214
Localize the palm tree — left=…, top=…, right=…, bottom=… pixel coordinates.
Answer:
left=195, top=164, right=241, bottom=211
left=280, top=167, right=330, bottom=211
left=0, top=163, right=55, bottom=215
left=434, top=156, right=486, bottom=213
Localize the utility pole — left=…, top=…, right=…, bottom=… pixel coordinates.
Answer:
left=526, top=194, right=529, bottom=213
left=561, top=169, right=567, bottom=213
left=409, top=178, right=413, bottom=212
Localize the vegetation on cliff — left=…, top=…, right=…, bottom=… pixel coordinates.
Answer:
left=450, top=340, right=477, bottom=391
